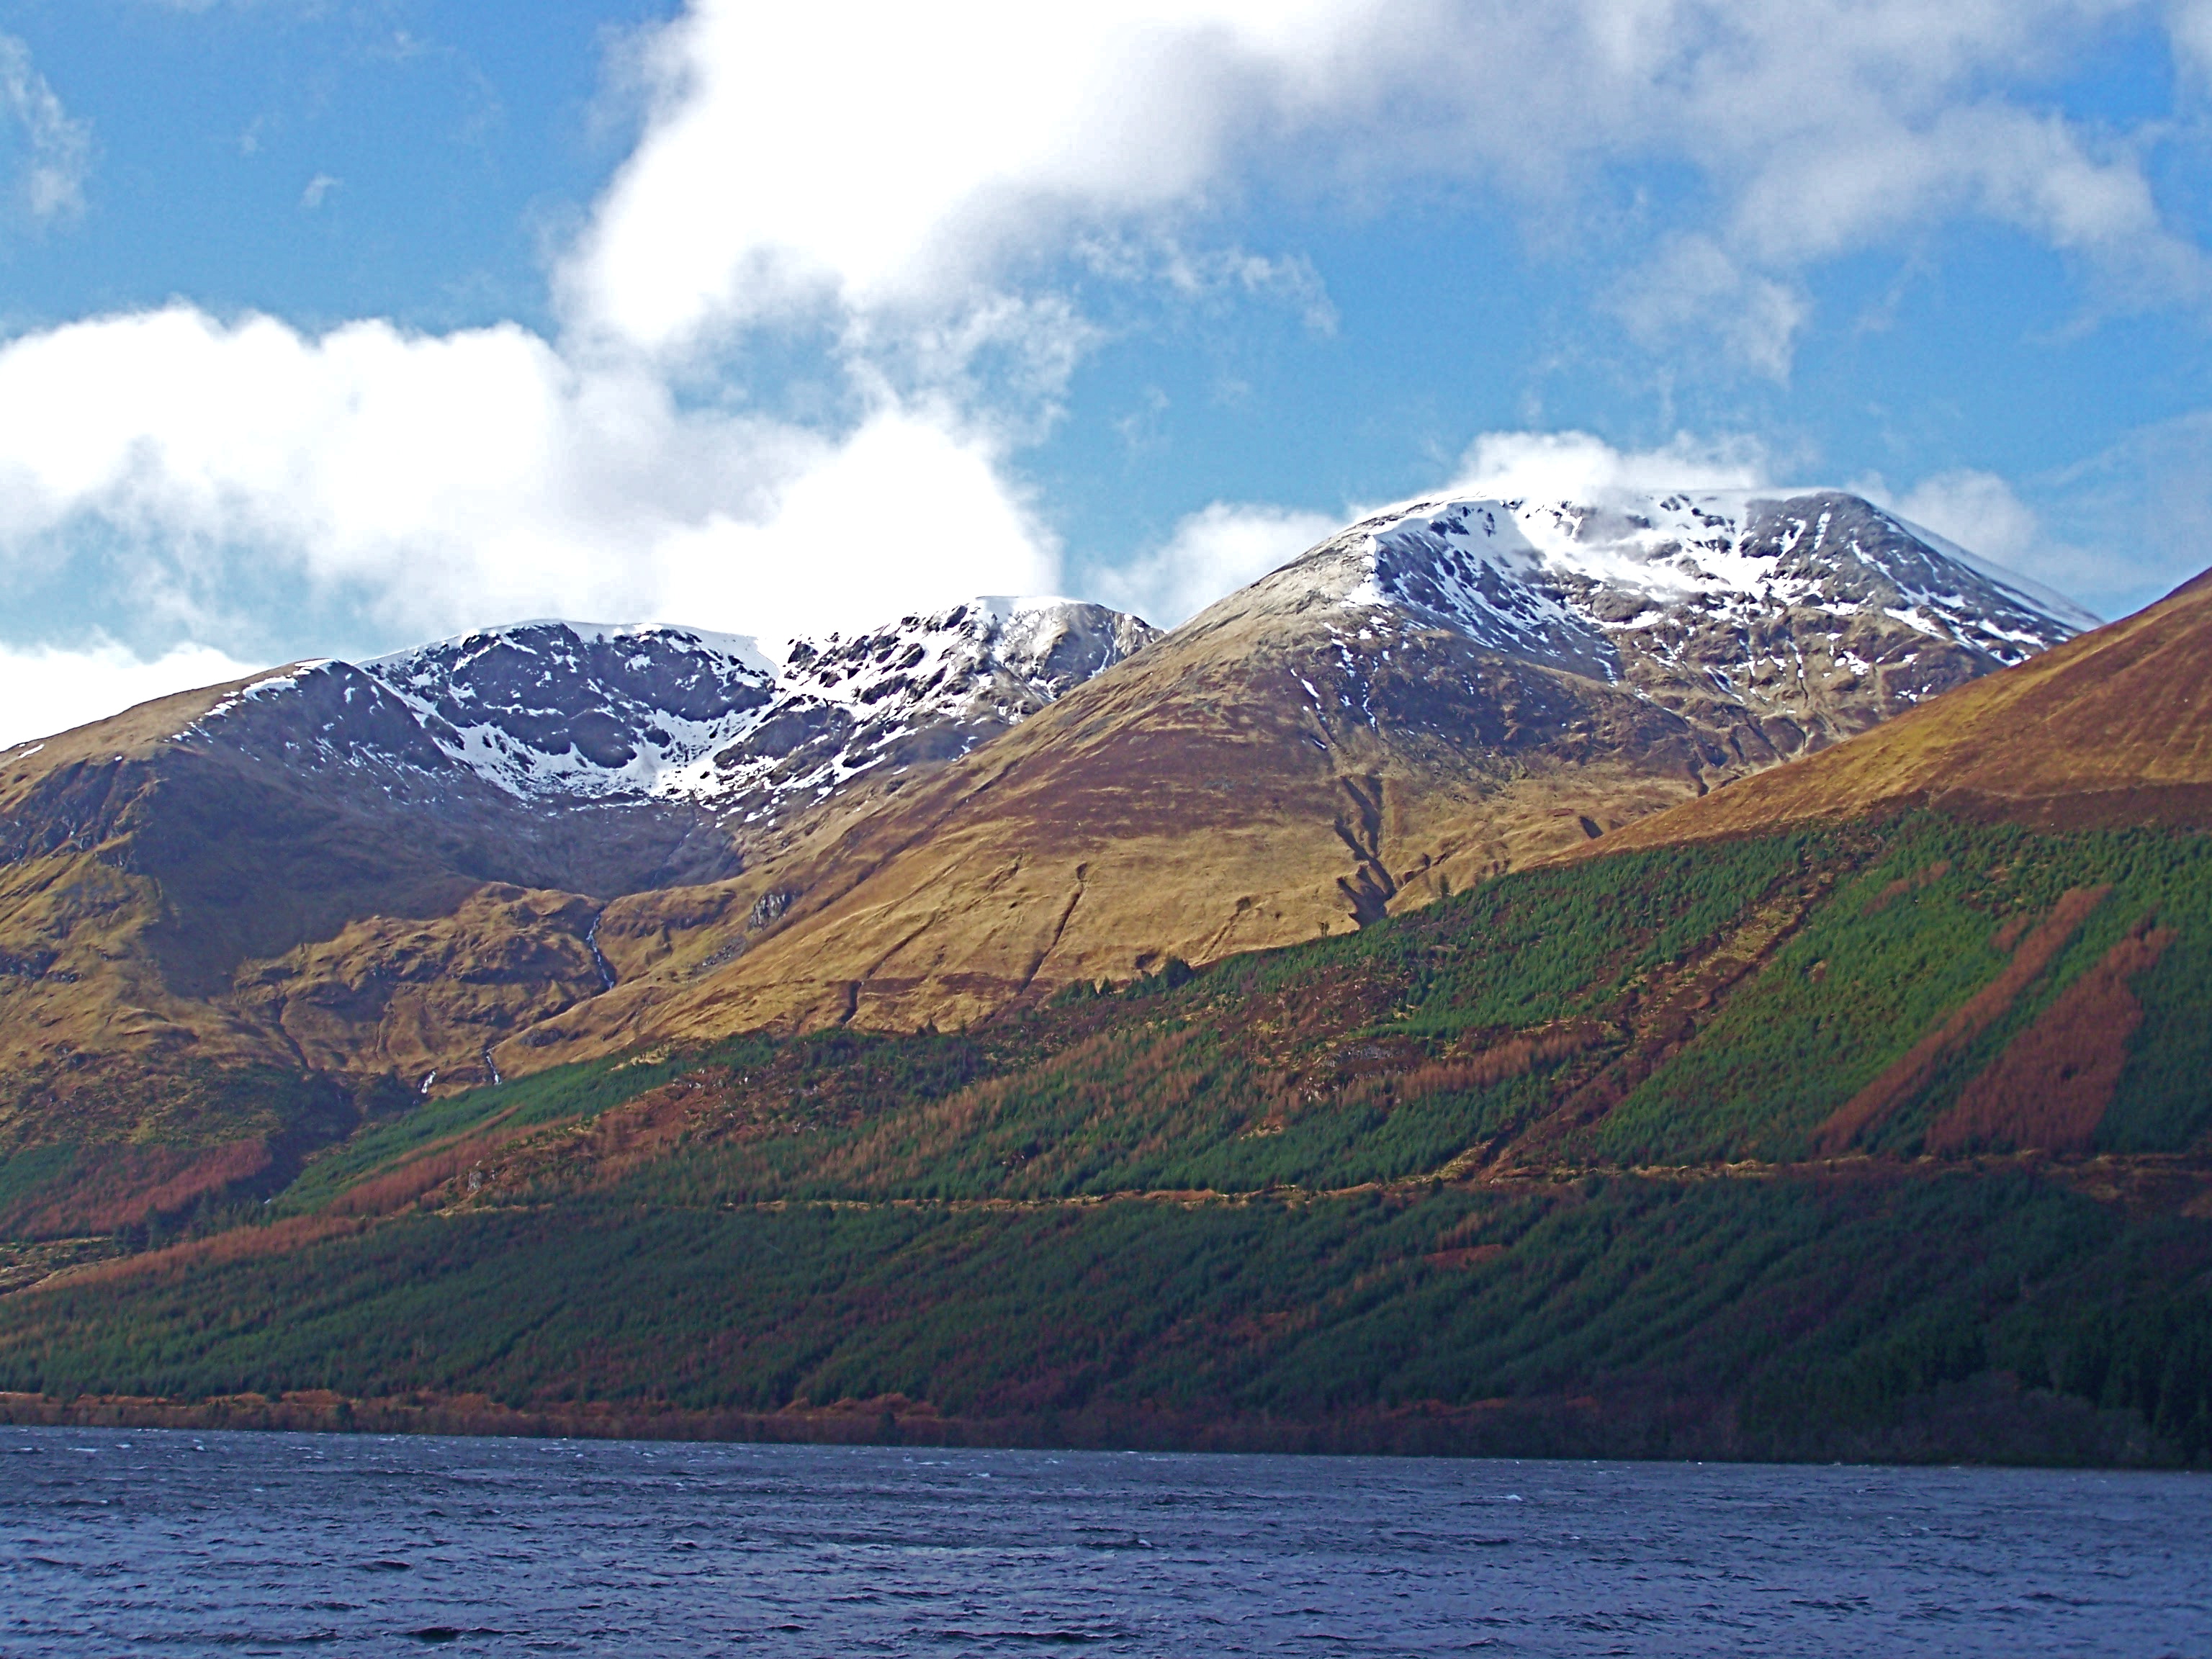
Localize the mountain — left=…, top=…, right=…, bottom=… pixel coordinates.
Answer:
left=0, top=490, right=2087, bottom=1228
left=531, top=487, right=2090, bottom=1049
left=1, top=557, right=2203, bottom=1467
left=1334, top=485, right=2088, bottom=709
left=0, top=600, right=1152, bottom=1176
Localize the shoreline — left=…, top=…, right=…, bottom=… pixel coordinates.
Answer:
left=1, top=1378, right=2189, bottom=1470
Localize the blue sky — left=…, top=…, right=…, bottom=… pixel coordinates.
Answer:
left=0, top=0, right=2209, bottom=739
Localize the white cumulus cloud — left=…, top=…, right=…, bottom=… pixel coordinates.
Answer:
left=563, top=0, right=1388, bottom=355
left=0, top=639, right=262, bottom=749
left=1086, top=500, right=1342, bottom=625
left=0, top=306, right=1056, bottom=656
left=563, top=0, right=2206, bottom=374
left=0, top=0, right=2202, bottom=735
left=1449, top=428, right=1772, bottom=500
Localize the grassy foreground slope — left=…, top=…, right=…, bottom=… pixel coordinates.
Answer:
left=0, top=808, right=2207, bottom=1463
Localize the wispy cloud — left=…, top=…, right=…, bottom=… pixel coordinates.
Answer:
left=0, top=34, right=89, bottom=222
left=1607, top=236, right=1809, bottom=383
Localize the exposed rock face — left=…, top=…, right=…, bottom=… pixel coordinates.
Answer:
left=693, top=598, right=1159, bottom=819
left=1267, top=487, right=2091, bottom=775
left=361, top=624, right=778, bottom=793
left=346, top=602, right=1158, bottom=817
left=506, top=490, right=2093, bottom=1053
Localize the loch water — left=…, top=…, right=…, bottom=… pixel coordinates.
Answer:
left=1, top=1426, right=2206, bottom=1657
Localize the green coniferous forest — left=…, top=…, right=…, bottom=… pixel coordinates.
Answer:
left=2, top=812, right=2208, bottom=1464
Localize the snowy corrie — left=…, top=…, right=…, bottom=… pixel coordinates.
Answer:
left=1348, top=487, right=2091, bottom=669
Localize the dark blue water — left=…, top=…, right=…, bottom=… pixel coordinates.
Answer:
left=1, top=1428, right=2206, bottom=1657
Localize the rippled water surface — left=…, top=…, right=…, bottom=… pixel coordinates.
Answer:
left=2, top=1426, right=2207, bottom=1656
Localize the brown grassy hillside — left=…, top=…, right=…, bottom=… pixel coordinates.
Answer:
left=501, top=551, right=1980, bottom=1059
left=0, top=671, right=720, bottom=1120
left=0, top=524, right=2100, bottom=1161
left=1590, top=568, right=2212, bottom=852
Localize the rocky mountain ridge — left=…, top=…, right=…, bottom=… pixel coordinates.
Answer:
left=0, top=596, right=1155, bottom=1141
left=1356, top=488, right=2090, bottom=658
left=1591, top=563, right=2212, bottom=850
left=163, top=597, right=1157, bottom=822
left=0, top=488, right=2095, bottom=1144
left=4, top=554, right=2206, bottom=1475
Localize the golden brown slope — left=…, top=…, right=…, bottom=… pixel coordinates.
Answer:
left=0, top=508, right=2098, bottom=1105
left=0, top=666, right=709, bottom=1136
left=505, top=603, right=1704, bottom=1058
left=0, top=613, right=1159, bottom=1132
left=0, top=617, right=1158, bottom=1225
left=1591, top=568, right=2212, bottom=852
left=502, top=521, right=2042, bottom=1058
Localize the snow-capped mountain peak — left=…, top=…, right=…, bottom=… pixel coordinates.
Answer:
left=685, top=596, right=1157, bottom=810
left=781, top=595, right=1151, bottom=713
left=359, top=621, right=781, bottom=800
left=1215, top=485, right=2096, bottom=757
left=1335, top=488, right=2094, bottom=673
left=182, top=602, right=1158, bottom=814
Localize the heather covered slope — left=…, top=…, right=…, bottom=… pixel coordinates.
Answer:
left=0, top=490, right=2082, bottom=1127
left=287, top=817, right=2212, bottom=1209
left=516, top=594, right=1716, bottom=1049
left=4, top=513, right=2191, bottom=1462
left=1596, top=565, right=2212, bottom=850
left=0, top=662, right=724, bottom=1142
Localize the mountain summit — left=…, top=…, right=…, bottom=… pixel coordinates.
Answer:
left=181, top=598, right=1158, bottom=816
left=1223, top=486, right=2090, bottom=756
left=533, top=489, right=2090, bottom=1046
left=5, top=559, right=2203, bottom=1468
left=0, top=494, right=2102, bottom=1230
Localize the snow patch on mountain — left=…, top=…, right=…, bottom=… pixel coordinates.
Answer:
left=665, top=596, right=1158, bottom=811
left=361, top=622, right=778, bottom=801
left=339, top=601, right=1156, bottom=809
left=1321, top=488, right=2094, bottom=675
